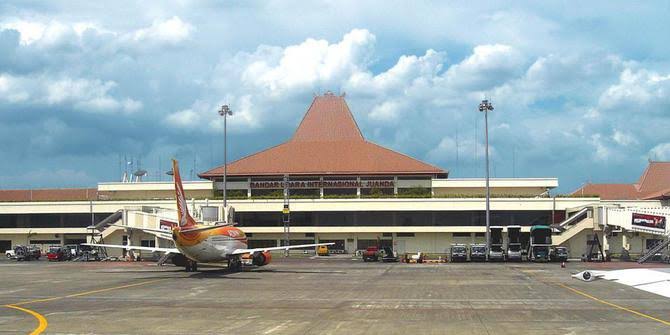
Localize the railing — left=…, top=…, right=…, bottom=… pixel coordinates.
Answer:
left=638, top=238, right=670, bottom=264
left=553, top=207, right=589, bottom=231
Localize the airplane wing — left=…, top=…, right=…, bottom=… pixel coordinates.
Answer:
left=572, top=268, right=670, bottom=298
left=230, top=242, right=334, bottom=255
left=82, top=243, right=180, bottom=254
left=108, top=224, right=173, bottom=240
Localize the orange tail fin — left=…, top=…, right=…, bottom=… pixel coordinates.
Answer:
left=172, top=159, right=196, bottom=228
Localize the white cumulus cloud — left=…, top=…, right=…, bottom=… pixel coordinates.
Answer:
left=649, top=143, right=670, bottom=161
left=131, top=16, right=194, bottom=44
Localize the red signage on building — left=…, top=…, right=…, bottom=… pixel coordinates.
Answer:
left=631, top=213, right=666, bottom=231
left=250, top=180, right=394, bottom=189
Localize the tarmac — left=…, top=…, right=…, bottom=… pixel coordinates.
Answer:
left=1, top=257, right=669, bottom=335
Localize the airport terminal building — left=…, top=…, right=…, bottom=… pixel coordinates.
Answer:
left=1, top=93, right=668, bottom=258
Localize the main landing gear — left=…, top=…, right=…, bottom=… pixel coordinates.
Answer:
left=185, top=259, right=198, bottom=272
left=227, top=257, right=242, bottom=271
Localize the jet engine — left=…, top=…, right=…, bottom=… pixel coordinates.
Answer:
left=252, top=251, right=272, bottom=266
left=572, top=270, right=604, bottom=282
left=171, top=254, right=188, bottom=267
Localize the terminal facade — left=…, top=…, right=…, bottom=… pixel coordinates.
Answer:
left=1, top=93, right=668, bottom=258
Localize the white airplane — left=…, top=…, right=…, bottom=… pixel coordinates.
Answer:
left=85, top=159, right=333, bottom=272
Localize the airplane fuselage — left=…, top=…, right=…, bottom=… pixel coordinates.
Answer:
left=172, top=225, right=248, bottom=262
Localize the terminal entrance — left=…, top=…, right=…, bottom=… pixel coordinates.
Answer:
left=0, top=240, right=10, bottom=252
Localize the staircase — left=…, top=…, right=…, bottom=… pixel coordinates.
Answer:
left=552, top=217, right=595, bottom=246
left=554, top=207, right=589, bottom=232
left=638, top=237, right=670, bottom=264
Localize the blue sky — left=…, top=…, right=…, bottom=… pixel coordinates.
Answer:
left=0, top=1, right=669, bottom=193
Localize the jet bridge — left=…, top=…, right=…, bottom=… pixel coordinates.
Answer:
left=603, top=207, right=669, bottom=263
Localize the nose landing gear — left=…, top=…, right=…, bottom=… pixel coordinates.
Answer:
left=185, top=259, right=198, bottom=272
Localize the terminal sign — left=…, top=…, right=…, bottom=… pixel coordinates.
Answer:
left=250, top=180, right=394, bottom=189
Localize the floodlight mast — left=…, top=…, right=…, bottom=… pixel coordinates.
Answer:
left=218, top=105, right=233, bottom=213
left=478, top=99, right=494, bottom=260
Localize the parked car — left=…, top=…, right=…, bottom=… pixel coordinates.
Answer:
left=362, top=246, right=381, bottom=262
left=47, top=246, right=69, bottom=261
left=550, top=247, right=569, bottom=262
left=381, top=247, right=399, bottom=262
left=5, top=249, right=16, bottom=259
left=449, top=244, right=468, bottom=262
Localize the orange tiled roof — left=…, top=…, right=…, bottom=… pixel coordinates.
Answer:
left=200, top=93, right=445, bottom=177
left=0, top=188, right=98, bottom=202
left=572, top=161, right=670, bottom=200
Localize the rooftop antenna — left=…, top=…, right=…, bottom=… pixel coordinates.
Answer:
left=133, top=169, right=147, bottom=182
left=133, top=158, right=147, bottom=182
left=122, top=155, right=131, bottom=183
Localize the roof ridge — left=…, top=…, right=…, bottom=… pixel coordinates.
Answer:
left=198, top=141, right=290, bottom=177
left=290, top=96, right=318, bottom=141
left=343, top=96, right=365, bottom=140
left=290, top=95, right=364, bottom=142
left=365, top=140, right=446, bottom=174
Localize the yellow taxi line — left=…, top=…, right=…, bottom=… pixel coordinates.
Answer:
left=559, top=283, right=670, bottom=327
left=3, top=304, right=48, bottom=335
left=4, top=278, right=167, bottom=334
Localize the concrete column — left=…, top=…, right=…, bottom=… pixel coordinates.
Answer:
left=393, top=176, right=398, bottom=195
left=622, top=233, right=629, bottom=251
left=356, top=177, right=361, bottom=198
left=602, top=232, right=609, bottom=256
left=320, top=177, right=324, bottom=198
left=247, top=177, right=252, bottom=198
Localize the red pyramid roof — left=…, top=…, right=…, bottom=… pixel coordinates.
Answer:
left=571, top=161, right=670, bottom=200
left=200, top=93, right=445, bottom=177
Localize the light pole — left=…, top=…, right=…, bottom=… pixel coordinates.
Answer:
left=218, top=105, right=233, bottom=213
left=478, top=99, right=494, bottom=259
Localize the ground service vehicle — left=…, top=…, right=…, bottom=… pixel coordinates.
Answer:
left=529, top=225, right=552, bottom=262
left=550, top=246, right=569, bottom=262
left=47, top=246, right=69, bottom=261
left=450, top=244, right=468, bottom=262
left=470, top=244, right=487, bottom=261
left=5, top=249, right=15, bottom=259
left=488, top=227, right=505, bottom=261
left=317, top=245, right=329, bottom=256
left=14, top=245, right=40, bottom=261
left=506, top=225, right=523, bottom=261
left=362, top=246, right=381, bottom=262
left=381, top=247, right=399, bottom=262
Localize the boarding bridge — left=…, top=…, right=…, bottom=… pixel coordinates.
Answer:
left=603, top=207, right=670, bottom=263
left=97, top=202, right=222, bottom=241
left=551, top=207, right=596, bottom=246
